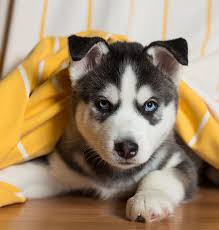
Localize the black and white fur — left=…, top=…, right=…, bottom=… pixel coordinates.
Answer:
left=0, top=35, right=204, bottom=222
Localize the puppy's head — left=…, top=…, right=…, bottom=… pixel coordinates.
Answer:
left=68, top=35, right=188, bottom=169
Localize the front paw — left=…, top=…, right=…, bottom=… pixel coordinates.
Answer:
left=126, top=190, right=176, bottom=222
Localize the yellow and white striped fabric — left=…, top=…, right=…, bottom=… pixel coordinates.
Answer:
left=0, top=1, right=218, bottom=207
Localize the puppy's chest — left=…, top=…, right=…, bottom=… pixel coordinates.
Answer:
left=70, top=163, right=139, bottom=199
left=92, top=178, right=138, bottom=199
left=86, top=165, right=146, bottom=199
left=50, top=152, right=140, bottom=199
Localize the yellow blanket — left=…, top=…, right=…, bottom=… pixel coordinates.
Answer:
left=0, top=31, right=218, bottom=207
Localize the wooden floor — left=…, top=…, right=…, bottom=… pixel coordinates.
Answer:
left=0, top=188, right=218, bottom=230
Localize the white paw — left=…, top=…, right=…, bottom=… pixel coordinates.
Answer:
left=126, top=189, right=176, bottom=222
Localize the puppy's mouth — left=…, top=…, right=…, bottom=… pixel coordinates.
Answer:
left=120, top=162, right=133, bottom=164
left=119, top=161, right=136, bottom=166
left=115, top=161, right=141, bottom=170
left=110, top=155, right=140, bottom=168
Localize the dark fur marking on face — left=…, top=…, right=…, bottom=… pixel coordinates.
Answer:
left=133, top=57, right=178, bottom=107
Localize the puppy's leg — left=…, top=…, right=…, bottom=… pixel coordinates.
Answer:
left=0, top=158, right=65, bottom=199
left=126, top=159, right=197, bottom=222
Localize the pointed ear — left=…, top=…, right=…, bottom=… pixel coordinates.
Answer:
left=144, top=38, right=188, bottom=80
left=68, top=35, right=109, bottom=83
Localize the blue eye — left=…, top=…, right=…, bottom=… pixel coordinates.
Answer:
left=144, top=100, right=158, bottom=113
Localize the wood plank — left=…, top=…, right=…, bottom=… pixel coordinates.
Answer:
left=0, top=188, right=218, bottom=230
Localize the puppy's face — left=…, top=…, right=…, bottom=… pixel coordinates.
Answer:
left=68, top=36, right=188, bottom=169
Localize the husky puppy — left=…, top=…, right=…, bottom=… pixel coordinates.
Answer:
left=0, top=35, right=200, bottom=222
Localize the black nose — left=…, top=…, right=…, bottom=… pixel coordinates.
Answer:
left=114, top=140, right=138, bottom=159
